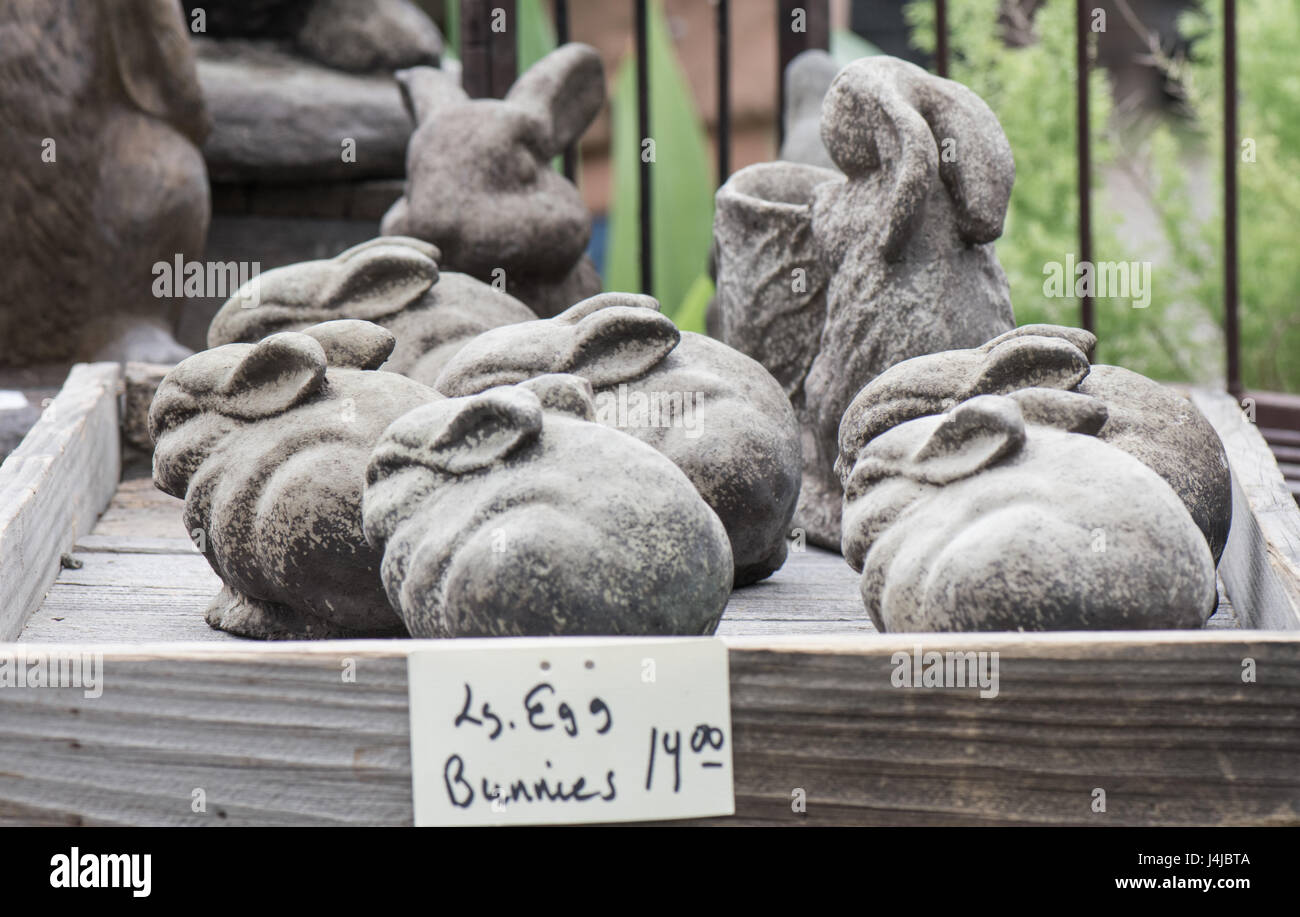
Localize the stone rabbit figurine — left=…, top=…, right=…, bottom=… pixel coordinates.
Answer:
left=838, top=324, right=1233, bottom=562
left=206, top=236, right=535, bottom=386
left=839, top=394, right=1217, bottom=632
left=380, top=43, right=605, bottom=318
left=149, top=320, right=440, bottom=639
left=436, top=293, right=803, bottom=586
left=713, top=56, right=1017, bottom=550
left=0, top=0, right=210, bottom=365
left=363, top=375, right=734, bottom=637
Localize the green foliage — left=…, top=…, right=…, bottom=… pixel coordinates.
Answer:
left=905, top=0, right=1212, bottom=380
left=1147, top=0, right=1300, bottom=392
left=516, top=0, right=556, bottom=72
left=605, top=0, right=716, bottom=329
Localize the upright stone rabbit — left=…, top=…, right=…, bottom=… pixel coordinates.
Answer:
left=436, top=294, right=802, bottom=586
left=837, top=325, right=1233, bottom=562
left=206, top=236, right=535, bottom=386
left=714, top=55, right=1017, bottom=550
left=0, top=0, right=210, bottom=365
left=363, top=375, right=734, bottom=637
left=149, top=320, right=439, bottom=639
left=381, top=43, right=605, bottom=318
left=839, top=394, right=1217, bottom=632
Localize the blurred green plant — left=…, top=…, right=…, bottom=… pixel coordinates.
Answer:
left=605, top=0, right=715, bottom=328
left=906, top=0, right=1216, bottom=380
left=1146, top=0, right=1300, bottom=392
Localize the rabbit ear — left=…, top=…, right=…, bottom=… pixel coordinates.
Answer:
left=980, top=324, right=1097, bottom=361
left=1008, top=388, right=1109, bottom=435
left=423, top=388, right=543, bottom=473
left=562, top=307, right=680, bottom=387
left=298, top=320, right=396, bottom=370
left=396, top=66, right=468, bottom=125
left=505, top=43, right=605, bottom=155
left=919, top=77, right=1015, bottom=243
left=515, top=374, right=596, bottom=420
left=317, top=237, right=439, bottom=318
left=969, top=335, right=1091, bottom=397
left=556, top=292, right=661, bottom=325
left=106, top=0, right=209, bottom=144
left=218, top=334, right=327, bottom=420
left=907, top=396, right=1025, bottom=485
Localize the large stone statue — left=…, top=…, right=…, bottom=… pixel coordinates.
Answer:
left=0, top=0, right=210, bottom=365
left=713, top=56, right=1017, bottom=549
left=363, top=375, right=734, bottom=637
left=381, top=44, right=606, bottom=318
left=839, top=394, right=1217, bottom=631
left=838, top=325, right=1234, bottom=562
left=436, top=293, right=803, bottom=586
left=150, top=321, right=439, bottom=639
left=206, top=236, right=535, bottom=386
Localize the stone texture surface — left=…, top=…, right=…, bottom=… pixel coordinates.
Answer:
left=0, top=0, right=209, bottom=366
left=123, top=362, right=174, bottom=451
left=195, top=39, right=413, bottom=182
left=779, top=49, right=839, bottom=171
left=149, top=321, right=440, bottom=639
left=363, top=375, right=734, bottom=637
left=437, top=293, right=803, bottom=586
left=182, top=0, right=441, bottom=72
left=206, top=236, right=535, bottom=386
left=380, top=44, right=606, bottom=318
left=840, top=395, right=1217, bottom=632
left=838, top=324, right=1233, bottom=563
left=712, top=56, right=1017, bottom=550
left=297, top=0, right=442, bottom=73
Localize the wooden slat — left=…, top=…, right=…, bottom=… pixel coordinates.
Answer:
left=1193, top=389, right=1300, bottom=629
left=0, top=364, right=120, bottom=641
left=0, top=632, right=1295, bottom=826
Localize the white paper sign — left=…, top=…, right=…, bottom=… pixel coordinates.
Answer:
left=407, top=637, right=734, bottom=826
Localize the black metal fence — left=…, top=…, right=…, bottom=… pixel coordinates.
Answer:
left=456, top=0, right=1245, bottom=394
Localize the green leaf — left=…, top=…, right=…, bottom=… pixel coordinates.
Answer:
left=516, top=0, right=557, bottom=72
left=605, top=0, right=716, bottom=326
left=675, top=274, right=715, bottom=334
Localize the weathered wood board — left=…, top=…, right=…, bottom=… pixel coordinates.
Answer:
left=1, top=632, right=1296, bottom=826
left=0, top=363, right=120, bottom=641
left=1194, top=390, right=1300, bottom=629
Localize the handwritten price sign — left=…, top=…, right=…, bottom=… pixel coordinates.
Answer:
left=407, top=638, right=734, bottom=826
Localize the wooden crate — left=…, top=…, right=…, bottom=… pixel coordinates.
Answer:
left=0, top=362, right=1297, bottom=826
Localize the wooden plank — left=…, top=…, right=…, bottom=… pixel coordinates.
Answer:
left=1193, top=389, right=1300, bottom=629
left=0, top=363, right=120, bottom=641
left=0, top=632, right=1294, bottom=826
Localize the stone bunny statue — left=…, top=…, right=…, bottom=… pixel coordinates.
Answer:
left=436, top=294, right=802, bottom=586
left=713, top=56, right=1017, bottom=549
left=380, top=43, right=605, bottom=318
left=779, top=49, right=839, bottom=171
left=181, top=0, right=442, bottom=72
left=0, top=0, right=210, bottom=365
left=838, top=324, right=1233, bottom=562
left=363, top=375, right=734, bottom=637
left=839, top=394, right=1217, bottom=632
left=207, top=236, right=535, bottom=386
left=149, top=320, right=440, bottom=639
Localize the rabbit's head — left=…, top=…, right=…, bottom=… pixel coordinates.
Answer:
left=150, top=320, right=403, bottom=497
left=435, top=292, right=679, bottom=396
left=816, top=56, right=1014, bottom=256
left=207, top=237, right=441, bottom=347
left=380, top=43, right=604, bottom=279
left=836, top=325, right=1098, bottom=481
